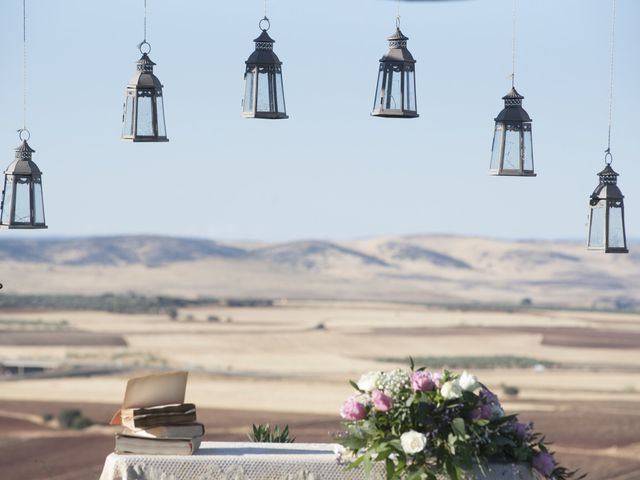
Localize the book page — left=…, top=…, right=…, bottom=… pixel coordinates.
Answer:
left=122, top=371, right=188, bottom=409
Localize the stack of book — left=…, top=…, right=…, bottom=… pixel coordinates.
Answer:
left=110, top=371, right=204, bottom=455
left=115, top=402, right=204, bottom=455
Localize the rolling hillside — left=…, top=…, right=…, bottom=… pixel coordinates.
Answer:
left=0, top=234, right=638, bottom=308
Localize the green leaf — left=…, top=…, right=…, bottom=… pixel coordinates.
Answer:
left=385, top=459, right=395, bottom=480
left=452, top=417, right=466, bottom=437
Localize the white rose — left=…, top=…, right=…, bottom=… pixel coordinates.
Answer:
left=400, top=430, right=427, bottom=454
left=357, top=371, right=381, bottom=392
left=458, top=371, right=479, bottom=392
left=440, top=380, right=462, bottom=399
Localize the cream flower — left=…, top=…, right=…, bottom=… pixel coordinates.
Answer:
left=440, top=380, right=463, bottom=399
left=357, top=371, right=381, bottom=392
left=458, top=371, right=480, bottom=392
left=400, top=430, right=427, bottom=454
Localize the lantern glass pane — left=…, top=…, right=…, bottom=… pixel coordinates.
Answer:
left=257, top=69, right=271, bottom=112
left=122, top=94, right=135, bottom=137
left=275, top=70, right=285, bottom=114
left=523, top=127, right=533, bottom=172
left=607, top=202, right=625, bottom=249
left=490, top=124, right=504, bottom=171
left=157, top=95, right=167, bottom=138
left=385, top=66, right=401, bottom=110
left=503, top=126, right=521, bottom=170
left=373, top=67, right=383, bottom=111
left=33, top=179, right=44, bottom=224
left=14, top=177, right=31, bottom=223
left=588, top=201, right=605, bottom=249
left=1, top=177, right=13, bottom=224
left=136, top=95, right=154, bottom=136
left=404, top=70, right=416, bottom=112
left=243, top=68, right=256, bottom=113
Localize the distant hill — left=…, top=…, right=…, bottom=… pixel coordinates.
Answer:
left=0, top=234, right=638, bottom=309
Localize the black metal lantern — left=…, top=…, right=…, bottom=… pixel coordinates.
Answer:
left=242, top=17, right=288, bottom=119
left=489, top=87, right=535, bottom=176
left=121, top=43, right=168, bottom=142
left=371, top=22, right=418, bottom=118
left=587, top=156, right=628, bottom=254
left=0, top=136, right=46, bottom=229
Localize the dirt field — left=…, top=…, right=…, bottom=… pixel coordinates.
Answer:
left=1, top=301, right=640, bottom=478
left=1, top=399, right=639, bottom=480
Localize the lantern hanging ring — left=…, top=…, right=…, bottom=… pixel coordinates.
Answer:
left=17, top=128, right=30, bottom=141
left=396, top=15, right=401, bottom=29
left=604, top=148, right=613, bottom=165
left=259, top=16, right=270, bottom=32
left=138, top=40, right=152, bottom=55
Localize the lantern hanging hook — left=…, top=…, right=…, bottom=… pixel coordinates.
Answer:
left=604, top=148, right=613, bottom=165
left=259, top=16, right=270, bottom=32
left=17, top=128, right=30, bottom=142
left=138, top=40, right=152, bottom=55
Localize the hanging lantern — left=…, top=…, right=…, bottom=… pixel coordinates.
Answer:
left=121, top=43, right=168, bottom=142
left=0, top=135, right=47, bottom=230
left=242, top=17, right=288, bottom=119
left=371, top=22, right=418, bottom=118
left=587, top=155, right=628, bottom=254
left=489, top=87, right=535, bottom=176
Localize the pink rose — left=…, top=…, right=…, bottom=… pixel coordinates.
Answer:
left=340, top=397, right=367, bottom=421
left=411, top=371, right=436, bottom=392
left=532, top=452, right=555, bottom=477
left=372, top=389, right=394, bottom=412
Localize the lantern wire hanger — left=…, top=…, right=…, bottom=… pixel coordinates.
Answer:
left=0, top=0, right=47, bottom=230
left=241, top=0, right=288, bottom=119
left=371, top=0, right=418, bottom=118
left=121, top=0, right=169, bottom=142
left=587, top=0, right=628, bottom=254
left=488, top=0, right=535, bottom=177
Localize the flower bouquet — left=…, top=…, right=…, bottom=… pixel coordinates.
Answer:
left=336, top=360, right=584, bottom=480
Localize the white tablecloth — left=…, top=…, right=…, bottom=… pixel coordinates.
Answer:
left=98, top=442, right=534, bottom=480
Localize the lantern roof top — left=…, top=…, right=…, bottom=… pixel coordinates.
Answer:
left=388, top=27, right=409, bottom=42
left=246, top=29, right=281, bottom=65
left=597, top=163, right=619, bottom=181
left=381, top=27, right=415, bottom=63
left=129, top=54, right=163, bottom=89
left=592, top=164, right=623, bottom=200
left=254, top=30, right=275, bottom=45
left=502, top=87, right=524, bottom=101
left=5, top=140, right=41, bottom=176
left=495, top=86, right=531, bottom=123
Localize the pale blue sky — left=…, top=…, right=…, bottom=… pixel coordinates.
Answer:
left=0, top=0, right=638, bottom=242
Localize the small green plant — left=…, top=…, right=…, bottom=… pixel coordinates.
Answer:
left=41, top=413, right=53, bottom=422
left=248, top=424, right=295, bottom=443
left=501, top=383, right=520, bottom=397
left=56, top=408, right=93, bottom=430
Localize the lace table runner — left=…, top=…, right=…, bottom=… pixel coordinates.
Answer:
left=99, top=442, right=534, bottom=480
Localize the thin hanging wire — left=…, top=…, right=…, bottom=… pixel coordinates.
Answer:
left=397, top=0, right=401, bottom=28
left=143, top=0, right=147, bottom=42
left=511, top=0, right=517, bottom=87
left=22, top=0, right=27, bottom=134
left=264, top=0, right=267, bottom=18
left=605, top=0, right=616, bottom=163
